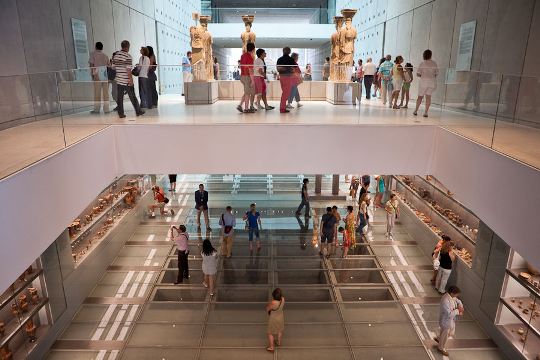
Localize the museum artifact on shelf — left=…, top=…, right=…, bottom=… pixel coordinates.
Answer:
left=68, top=176, right=147, bottom=264
left=498, top=251, right=540, bottom=359
left=393, top=175, right=479, bottom=267
left=241, top=15, right=256, bottom=53
left=0, top=259, right=50, bottom=359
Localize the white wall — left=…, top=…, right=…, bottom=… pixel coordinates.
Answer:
left=1, top=124, right=539, bottom=291
left=0, top=128, right=119, bottom=291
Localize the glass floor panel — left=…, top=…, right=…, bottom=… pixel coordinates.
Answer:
left=118, top=246, right=172, bottom=257
left=277, top=348, right=353, bottom=360
left=207, top=303, right=268, bottom=323
left=98, top=271, right=158, bottom=285
left=346, top=323, right=422, bottom=346
left=222, top=257, right=271, bottom=270
left=339, top=302, right=409, bottom=322
left=128, top=323, right=203, bottom=346
left=369, top=245, right=426, bottom=257
left=139, top=302, right=207, bottom=323
left=111, top=256, right=167, bottom=266
left=202, top=324, right=268, bottom=347
left=283, top=303, right=342, bottom=323
left=59, top=321, right=129, bottom=340
left=439, top=349, right=506, bottom=360
left=47, top=350, right=108, bottom=360
left=351, top=346, right=431, bottom=360
left=121, top=348, right=198, bottom=360
left=199, top=348, right=273, bottom=360
left=423, top=320, right=489, bottom=339
left=377, top=255, right=432, bottom=266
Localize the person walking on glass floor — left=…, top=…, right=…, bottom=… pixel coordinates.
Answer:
left=295, top=178, right=310, bottom=217
left=243, top=203, right=262, bottom=252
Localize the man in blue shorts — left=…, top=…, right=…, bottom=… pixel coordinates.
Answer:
left=243, top=203, right=262, bottom=252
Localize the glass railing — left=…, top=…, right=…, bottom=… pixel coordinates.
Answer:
left=0, top=64, right=539, bottom=180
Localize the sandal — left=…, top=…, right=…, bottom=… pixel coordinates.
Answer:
left=266, top=347, right=274, bottom=353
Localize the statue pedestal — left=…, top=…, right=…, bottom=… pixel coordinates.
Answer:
left=325, top=81, right=359, bottom=105
left=185, top=81, right=218, bottom=105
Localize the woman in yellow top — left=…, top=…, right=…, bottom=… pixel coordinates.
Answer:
left=391, top=55, right=404, bottom=109
left=345, top=205, right=356, bottom=247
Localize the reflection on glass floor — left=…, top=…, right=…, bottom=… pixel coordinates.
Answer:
left=47, top=175, right=502, bottom=360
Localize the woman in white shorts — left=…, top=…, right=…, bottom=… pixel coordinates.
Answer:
left=414, top=49, right=439, bottom=117
left=391, top=56, right=404, bottom=109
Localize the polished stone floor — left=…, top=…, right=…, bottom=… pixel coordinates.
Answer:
left=1, top=95, right=539, bottom=180
left=46, top=174, right=505, bottom=360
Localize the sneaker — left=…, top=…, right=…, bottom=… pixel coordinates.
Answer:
left=90, top=110, right=100, bottom=114
left=170, top=209, right=175, bottom=216
left=257, top=104, right=265, bottom=110
left=423, top=113, right=428, bottom=117
left=280, top=110, right=290, bottom=113
left=402, top=105, right=408, bottom=109
left=286, top=104, right=294, bottom=109
left=250, top=106, right=257, bottom=112
left=437, top=349, right=449, bottom=356
left=244, top=108, right=256, bottom=113
left=296, top=103, right=303, bottom=108
left=150, top=212, right=155, bottom=218
left=207, top=227, right=212, bottom=231
left=119, top=114, right=126, bottom=118
left=236, top=105, right=243, bottom=113
left=265, top=106, right=275, bottom=110
left=136, top=111, right=145, bottom=116
left=413, top=111, right=418, bottom=116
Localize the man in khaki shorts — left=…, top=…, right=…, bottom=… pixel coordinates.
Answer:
left=236, top=42, right=256, bottom=113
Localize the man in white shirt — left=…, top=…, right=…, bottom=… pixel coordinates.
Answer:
left=89, top=42, right=110, bottom=114
left=435, top=285, right=464, bottom=356
left=362, top=57, right=377, bottom=100
left=112, top=40, right=144, bottom=119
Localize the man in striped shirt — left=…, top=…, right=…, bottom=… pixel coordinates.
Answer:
left=112, top=40, right=144, bottom=118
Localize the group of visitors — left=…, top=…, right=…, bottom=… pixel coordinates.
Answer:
left=89, top=40, right=159, bottom=119
left=160, top=175, right=462, bottom=357
left=350, top=49, right=439, bottom=116
left=236, top=43, right=309, bottom=113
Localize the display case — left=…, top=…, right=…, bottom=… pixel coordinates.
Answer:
left=68, top=175, right=150, bottom=265
left=393, top=175, right=479, bottom=267
left=497, top=251, right=540, bottom=359
left=0, top=261, right=50, bottom=359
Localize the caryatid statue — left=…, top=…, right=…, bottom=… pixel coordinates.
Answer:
left=340, top=9, right=357, bottom=68
left=330, top=16, right=344, bottom=81
left=241, top=15, right=256, bottom=53
left=189, top=16, right=206, bottom=81
left=200, top=15, right=214, bottom=81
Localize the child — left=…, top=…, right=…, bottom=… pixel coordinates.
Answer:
left=339, top=226, right=351, bottom=258
left=399, top=63, right=414, bottom=108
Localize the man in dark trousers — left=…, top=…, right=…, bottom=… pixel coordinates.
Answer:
left=296, top=178, right=310, bottom=217
left=195, top=184, right=211, bottom=231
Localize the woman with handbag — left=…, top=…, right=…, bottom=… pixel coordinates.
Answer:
left=431, top=235, right=451, bottom=284
left=435, top=241, right=456, bottom=294
left=266, top=288, right=285, bottom=352
left=137, top=47, right=152, bottom=109
left=147, top=46, right=158, bottom=108
left=286, top=53, right=303, bottom=109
